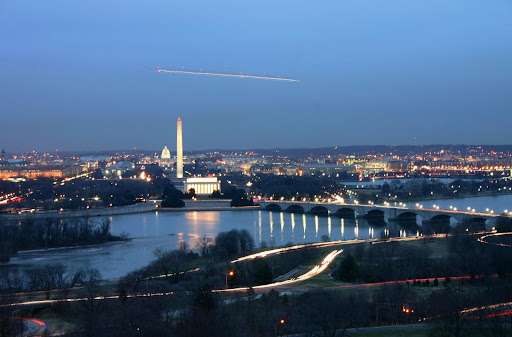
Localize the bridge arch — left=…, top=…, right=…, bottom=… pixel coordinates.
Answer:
left=396, top=211, right=418, bottom=222
left=458, top=217, right=488, bottom=232
left=366, top=210, right=385, bottom=218
left=429, top=214, right=452, bottom=223
left=264, top=203, right=282, bottom=211
left=285, top=204, right=305, bottom=213
left=422, top=214, right=453, bottom=234
left=310, top=205, right=329, bottom=216
left=468, top=217, right=488, bottom=224
left=334, top=208, right=356, bottom=218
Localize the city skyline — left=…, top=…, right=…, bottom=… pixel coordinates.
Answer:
left=1, top=1, right=512, bottom=152
left=3, top=2, right=512, bottom=335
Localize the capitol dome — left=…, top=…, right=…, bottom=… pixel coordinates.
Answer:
left=161, top=145, right=171, bottom=159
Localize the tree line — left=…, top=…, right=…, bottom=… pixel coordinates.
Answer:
left=0, top=218, right=126, bottom=261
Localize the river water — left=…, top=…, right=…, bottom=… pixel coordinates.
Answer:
left=3, top=194, right=511, bottom=280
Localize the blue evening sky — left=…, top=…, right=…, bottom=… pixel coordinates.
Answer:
left=1, top=1, right=511, bottom=152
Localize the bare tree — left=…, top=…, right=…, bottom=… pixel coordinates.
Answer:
left=0, top=291, right=24, bottom=337
left=430, top=287, right=472, bottom=337
left=239, top=229, right=255, bottom=254
left=195, top=235, right=214, bottom=256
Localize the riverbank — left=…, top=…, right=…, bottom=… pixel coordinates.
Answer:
left=159, top=206, right=260, bottom=212
left=0, top=202, right=158, bottom=221
left=0, top=200, right=261, bottom=220
left=14, top=239, right=129, bottom=256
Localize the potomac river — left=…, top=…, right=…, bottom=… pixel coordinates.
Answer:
left=4, top=194, right=511, bottom=280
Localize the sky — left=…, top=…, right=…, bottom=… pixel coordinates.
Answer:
left=1, top=0, right=511, bottom=152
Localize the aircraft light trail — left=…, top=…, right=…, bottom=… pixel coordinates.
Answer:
left=156, top=68, right=299, bottom=82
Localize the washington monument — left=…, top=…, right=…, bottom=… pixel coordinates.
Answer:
left=176, top=117, right=183, bottom=178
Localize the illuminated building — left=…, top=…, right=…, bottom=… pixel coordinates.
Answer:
left=0, top=165, right=83, bottom=180
left=387, top=160, right=409, bottom=172
left=161, top=146, right=171, bottom=159
left=184, top=177, right=221, bottom=195
left=102, top=162, right=134, bottom=179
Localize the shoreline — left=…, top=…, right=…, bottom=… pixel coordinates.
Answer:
left=158, top=206, right=259, bottom=212
left=0, top=202, right=158, bottom=220
left=14, top=239, right=129, bottom=255
left=0, top=202, right=260, bottom=220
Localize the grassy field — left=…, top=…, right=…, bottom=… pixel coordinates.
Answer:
left=397, top=237, right=451, bottom=257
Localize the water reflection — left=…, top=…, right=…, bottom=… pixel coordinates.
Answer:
left=280, top=212, right=285, bottom=243
left=184, top=210, right=220, bottom=225
left=258, top=210, right=262, bottom=242
left=302, top=214, right=307, bottom=239
left=8, top=210, right=421, bottom=280
left=269, top=211, right=274, bottom=240
left=315, top=216, right=319, bottom=239
left=291, top=213, right=296, bottom=241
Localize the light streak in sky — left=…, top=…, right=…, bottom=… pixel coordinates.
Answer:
left=156, top=68, right=299, bottom=82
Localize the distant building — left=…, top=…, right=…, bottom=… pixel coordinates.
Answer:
left=79, top=155, right=111, bottom=170
left=154, top=145, right=173, bottom=168
left=387, top=160, right=409, bottom=172
left=0, top=165, right=83, bottom=180
left=184, top=177, right=221, bottom=195
left=337, top=155, right=366, bottom=166
left=161, top=146, right=171, bottom=159
left=298, top=164, right=355, bottom=176
left=102, top=162, right=134, bottom=179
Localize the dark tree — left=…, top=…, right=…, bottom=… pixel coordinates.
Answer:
left=209, top=190, right=223, bottom=199
left=227, top=188, right=254, bottom=207
left=253, top=261, right=273, bottom=285
left=161, top=186, right=185, bottom=208
left=333, top=254, right=360, bottom=282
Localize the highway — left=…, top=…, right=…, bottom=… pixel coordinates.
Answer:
left=220, top=249, right=343, bottom=293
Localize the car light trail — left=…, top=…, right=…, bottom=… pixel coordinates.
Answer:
left=219, top=249, right=344, bottom=293
left=323, top=274, right=499, bottom=291
left=232, top=240, right=379, bottom=263
left=232, top=234, right=452, bottom=263
left=477, top=232, right=512, bottom=247
left=2, top=292, right=174, bottom=307
left=156, top=68, right=299, bottom=82
left=12, top=316, right=46, bottom=327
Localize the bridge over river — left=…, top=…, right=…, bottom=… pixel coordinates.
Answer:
left=258, top=201, right=507, bottom=226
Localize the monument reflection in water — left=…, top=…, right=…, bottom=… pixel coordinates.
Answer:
left=109, top=209, right=409, bottom=250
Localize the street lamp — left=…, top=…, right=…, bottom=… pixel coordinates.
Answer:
left=275, top=318, right=285, bottom=336
left=225, top=271, right=234, bottom=289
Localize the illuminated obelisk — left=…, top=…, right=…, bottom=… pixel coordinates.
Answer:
left=176, top=117, right=183, bottom=179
